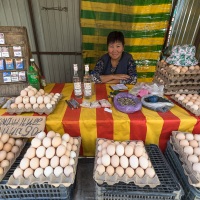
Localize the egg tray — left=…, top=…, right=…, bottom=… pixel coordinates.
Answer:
left=154, top=73, right=200, bottom=86
left=170, top=131, right=200, bottom=187
left=95, top=144, right=183, bottom=200
left=7, top=94, right=62, bottom=115
left=0, top=143, right=74, bottom=200
left=157, top=61, right=200, bottom=75
left=171, top=96, right=200, bottom=116
left=155, top=70, right=200, bottom=82
left=0, top=138, right=27, bottom=182
left=165, top=141, right=200, bottom=200
left=93, top=139, right=160, bottom=188
left=6, top=137, right=81, bottom=189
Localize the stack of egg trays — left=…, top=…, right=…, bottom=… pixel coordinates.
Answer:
left=95, top=144, right=184, bottom=200
left=0, top=143, right=74, bottom=200
left=165, top=141, right=200, bottom=200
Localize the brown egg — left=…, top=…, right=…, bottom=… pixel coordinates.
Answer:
left=47, top=131, right=56, bottom=138
left=40, top=157, right=50, bottom=169
left=11, top=145, right=19, bottom=154
left=1, top=133, right=10, bottom=143
left=125, top=145, right=134, bottom=157
left=115, top=166, right=124, bottom=177
left=31, top=138, right=42, bottom=148
left=28, top=90, right=35, bottom=97
left=56, top=145, right=66, bottom=157
left=7, top=137, right=15, bottom=146
left=136, top=167, right=145, bottom=178
left=0, top=141, right=3, bottom=150
left=50, top=156, right=60, bottom=168
left=30, top=157, right=40, bottom=170
left=125, top=167, right=135, bottom=178
left=106, top=166, right=115, bottom=176
left=60, top=155, right=69, bottom=168
left=52, top=136, right=62, bottom=148
left=6, top=152, right=15, bottom=160
left=134, top=145, right=144, bottom=157
left=20, top=90, right=27, bottom=97
left=106, top=144, right=116, bottom=156
left=0, top=150, right=7, bottom=162
left=3, top=143, right=12, bottom=152
left=189, top=140, right=199, bottom=148
left=24, top=168, right=34, bottom=178
left=39, top=103, right=45, bottom=109
left=96, top=165, right=105, bottom=175
left=10, top=103, right=18, bottom=109
left=1, top=160, right=9, bottom=168
left=25, top=147, right=36, bottom=159
left=15, top=139, right=23, bottom=146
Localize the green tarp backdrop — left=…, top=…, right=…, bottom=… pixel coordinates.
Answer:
left=80, top=0, right=172, bottom=82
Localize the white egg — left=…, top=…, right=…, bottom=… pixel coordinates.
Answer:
left=116, top=144, right=124, bottom=156
left=37, top=96, right=44, bottom=104
left=30, top=96, right=37, bottom=104
left=64, top=166, right=74, bottom=177
left=129, top=155, right=139, bottom=169
left=44, top=166, right=53, bottom=177
left=46, top=103, right=52, bottom=109
left=54, top=166, right=63, bottom=177
left=34, top=167, right=44, bottom=178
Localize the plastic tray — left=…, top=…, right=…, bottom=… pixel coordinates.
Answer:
left=165, top=141, right=200, bottom=200
left=0, top=143, right=74, bottom=200
left=95, top=144, right=183, bottom=200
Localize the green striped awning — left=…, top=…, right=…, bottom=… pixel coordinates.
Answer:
left=80, top=0, right=172, bottom=82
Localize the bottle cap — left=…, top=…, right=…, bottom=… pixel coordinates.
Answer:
left=30, top=58, right=34, bottom=62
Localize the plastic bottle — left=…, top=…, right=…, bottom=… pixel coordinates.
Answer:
left=73, top=64, right=82, bottom=98
left=27, top=58, right=40, bottom=90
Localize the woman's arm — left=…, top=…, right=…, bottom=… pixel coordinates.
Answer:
left=120, top=58, right=137, bottom=84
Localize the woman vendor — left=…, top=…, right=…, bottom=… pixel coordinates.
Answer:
left=92, top=31, right=137, bottom=84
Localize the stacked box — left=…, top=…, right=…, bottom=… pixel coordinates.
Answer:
left=95, top=144, right=183, bottom=200
left=153, top=61, right=200, bottom=95
left=0, top=143, right=74, bottom=200
left=165, top=141, right=200, bottom=200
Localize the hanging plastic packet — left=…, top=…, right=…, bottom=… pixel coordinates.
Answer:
left=99, top=99, right=112, bottom=108
left=80, top=100, right=91, bottom=108
left=90, top=101, right=101, bottom=108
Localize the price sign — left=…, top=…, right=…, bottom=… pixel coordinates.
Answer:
left=0, top=116, right=46, bottom=137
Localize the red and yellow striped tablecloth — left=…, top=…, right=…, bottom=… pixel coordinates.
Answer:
left=1, top=83, right=200, bottom=156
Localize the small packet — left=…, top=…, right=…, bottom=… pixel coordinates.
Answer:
left=80, top=100, right=91, bottom=108
left=90, top=101, right=101, bottom=108
left=99, top=99, right=111, bottom=108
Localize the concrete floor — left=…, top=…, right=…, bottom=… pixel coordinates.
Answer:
left=73, top=158, right=96, bottom=200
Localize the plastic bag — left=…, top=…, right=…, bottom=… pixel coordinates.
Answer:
left=141, top=95, right=174, bottom=112
left=113, top=92, right=142, bottom=114
left=129, top=82, right=164, bottom=97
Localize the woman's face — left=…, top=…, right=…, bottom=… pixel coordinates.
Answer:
left=108, top=41, right=124, bottom=61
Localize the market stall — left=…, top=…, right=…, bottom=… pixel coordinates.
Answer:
left=1, top=83, right=199, bottom=156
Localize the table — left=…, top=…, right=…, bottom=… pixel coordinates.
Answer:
left=1, top=83, right=200, bottom=156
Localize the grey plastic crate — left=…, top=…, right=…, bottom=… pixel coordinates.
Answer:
left=0, top=143, right=74, bottom=200
left=96, top=144, right=183, bottom=200
left=165, top=141, right=200, bottom=200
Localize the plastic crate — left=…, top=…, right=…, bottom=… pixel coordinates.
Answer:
left=0, top=143, right=74, bottom=200
left=165, top=141, right=200, bottom=200
left=95, top=144, right=183, bottom=200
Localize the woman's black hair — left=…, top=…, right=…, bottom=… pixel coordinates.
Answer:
left=107, top=31, right=125, bottom=46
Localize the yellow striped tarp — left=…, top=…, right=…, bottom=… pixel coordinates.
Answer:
left=80, top=0, right=172, bottom=82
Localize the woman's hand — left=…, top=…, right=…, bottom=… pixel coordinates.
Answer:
left=113, top=74, right=130, bottom=80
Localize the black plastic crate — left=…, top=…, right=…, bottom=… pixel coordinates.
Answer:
left=96, top=144, right=183, bottom=200
left=165, top=141, right=200, bottom=200
left=0, top=143, right=74, bottom=200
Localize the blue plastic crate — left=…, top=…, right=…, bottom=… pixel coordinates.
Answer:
left=165, top=141, right=200, bottom=200
left=0, top=143, right=74, bottom=200
left=96, top=144, right=183, bottom=200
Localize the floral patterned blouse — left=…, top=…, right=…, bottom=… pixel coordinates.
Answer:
left=92, top=54, right=137, bottom=84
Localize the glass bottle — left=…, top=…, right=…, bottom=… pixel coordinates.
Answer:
left=27, top=58, right=40, bottom=90
left=73, top=64, right=82, bottom=98
left=83, top=64, right=92, bottom=99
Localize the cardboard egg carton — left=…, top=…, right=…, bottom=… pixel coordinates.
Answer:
left=170, top=131, right=200, bottom=187
left=171, top=95, right=200, bottom=116
left=93, top=138, right=160, bottom=188
left=157, top=61, right=200, bottom=75
left=0, top=138, right=27, bottom=182
left=154, top=72, right=200, bottom=86
left=7, top=94, right=62, bottom=115
left=7, top=137, right=81, bottom=188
